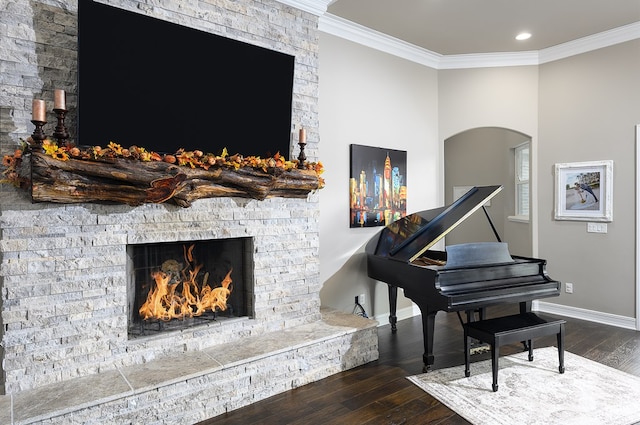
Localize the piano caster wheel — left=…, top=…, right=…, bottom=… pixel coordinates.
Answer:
left=559, top=366, right=565, bottom=374
left=529, top=354, right=534, bottom=361
left=492, top=384, right=498, bottom=392
left=465, top=370, right=470, bottom=378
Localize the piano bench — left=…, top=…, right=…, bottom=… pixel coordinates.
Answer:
left=463, top=312, right=566, bottom=392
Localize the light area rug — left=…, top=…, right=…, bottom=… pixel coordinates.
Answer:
left=408, top=347, right=640, bottom=425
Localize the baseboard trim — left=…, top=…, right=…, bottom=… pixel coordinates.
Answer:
left=534, top=301, right=638, bottom=330
left=376, top=302, right=638, bottom=331
left=374, top=305, right=420, bottom=326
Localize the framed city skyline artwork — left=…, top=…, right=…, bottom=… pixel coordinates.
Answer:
left=554, top=160, right=613, bottom=222
left=349, top=144, right=407, bottom=228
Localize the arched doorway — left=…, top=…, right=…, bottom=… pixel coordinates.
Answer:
left=444, top=127, right=532, bottom=257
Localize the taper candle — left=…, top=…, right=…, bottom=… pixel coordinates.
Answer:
left=54, top=89, right=66, bottom=110
left=32, top=99, right=46, bottom=122
left=299, top=127, right=306, bottom=144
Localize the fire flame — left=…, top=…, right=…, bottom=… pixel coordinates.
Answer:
left=138, top=244, right=233, bottom=321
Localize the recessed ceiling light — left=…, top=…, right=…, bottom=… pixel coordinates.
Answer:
left=516, top=32, right=532, bottom=41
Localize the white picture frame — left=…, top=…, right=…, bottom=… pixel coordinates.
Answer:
left=554, top=160, right=613, bottom=222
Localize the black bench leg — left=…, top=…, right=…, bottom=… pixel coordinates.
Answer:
left=528, top=339, right=534, bottom=361
left=464, top=329, right=471, bottom=377
left=558, top=323, right=565, bottom=373
left=491, top=344, right=499, bottom=392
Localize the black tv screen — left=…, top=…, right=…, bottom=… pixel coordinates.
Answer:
left=77, top=0, right=295, bottom=158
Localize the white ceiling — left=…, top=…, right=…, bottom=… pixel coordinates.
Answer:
left=326, top=0, right=640, bottom=55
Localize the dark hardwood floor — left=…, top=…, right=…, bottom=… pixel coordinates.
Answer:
left=199, top=305, right=640, bottom=424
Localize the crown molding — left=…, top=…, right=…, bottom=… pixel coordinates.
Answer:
left=318, top=13, right=441, bottom=68
left=278, top=0, right=333, bottom=16
left=539, top=21, right=640, bottom=64
left=439, top=51, right=540, bottom=69
left=319, top=13, right=640, bottom=69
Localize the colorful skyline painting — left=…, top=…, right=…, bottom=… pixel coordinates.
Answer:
left=349, top=144, right=407, bottom=228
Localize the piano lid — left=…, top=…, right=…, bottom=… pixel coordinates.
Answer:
left=374, top=185, right=503, bottom=263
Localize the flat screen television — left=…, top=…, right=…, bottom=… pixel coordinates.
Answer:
left=77, top=0, right=295, bottom=158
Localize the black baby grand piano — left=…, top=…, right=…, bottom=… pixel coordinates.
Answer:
left=365, top=185, right=560, bottom=372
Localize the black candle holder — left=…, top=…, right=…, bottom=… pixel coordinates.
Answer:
left=53, top=108, right=69, bottom=146
left=297, top=141, right=307, bottom=169
left=30, top=119, right=47, bottom=152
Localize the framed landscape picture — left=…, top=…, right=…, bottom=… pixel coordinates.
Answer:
left=554, top=160, right=613, bottom=222
left=349, top=144, right=407, bottom=228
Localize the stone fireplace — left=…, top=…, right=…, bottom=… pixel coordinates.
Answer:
left=1, top=195, right=328, bottom=389
left=0, top=195, right=378, bottom=423
left=0, top=0, right=378, bottom=423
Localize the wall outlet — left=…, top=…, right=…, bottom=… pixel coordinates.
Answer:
left=565, top=282, right=574, bottom=294
left=358, top=293, right=366, bottom=306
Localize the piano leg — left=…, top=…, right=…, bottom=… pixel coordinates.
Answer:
left=403, top=291, right=437, bottom=372
left=388, top=285, right=398, bottom=333
left=420, top=310, right=438, bottom=372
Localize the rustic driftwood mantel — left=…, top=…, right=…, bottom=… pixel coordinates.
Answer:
left=27, top=151, right=323, bottom=207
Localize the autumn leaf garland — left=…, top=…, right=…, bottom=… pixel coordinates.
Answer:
left=2, top=139, right=325, bottom=189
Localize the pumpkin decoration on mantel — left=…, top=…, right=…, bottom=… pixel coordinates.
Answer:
left=1, top=139, right=324, bottom=207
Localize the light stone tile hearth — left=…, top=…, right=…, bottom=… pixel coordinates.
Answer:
left=0, top=309, right=378, bottom=425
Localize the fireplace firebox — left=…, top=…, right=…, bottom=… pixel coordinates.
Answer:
left=127, top=237, right=254, bottom=338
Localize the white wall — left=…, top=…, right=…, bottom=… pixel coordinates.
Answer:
left=538, top=40, right=640, bottom=318
left=317, top=29, right=639, bottom=324
left=318, top=33, right=439, bottom=320
left=438, top=67, right=540, bottom=141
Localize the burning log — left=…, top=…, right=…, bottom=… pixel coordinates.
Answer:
left=138, top=243, right=233, bottom=321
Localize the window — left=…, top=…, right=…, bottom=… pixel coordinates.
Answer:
left=514, top=143, right=530, bottom=218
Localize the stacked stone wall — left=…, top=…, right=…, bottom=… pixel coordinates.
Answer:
left=0, top=0, right=323, bottom=395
